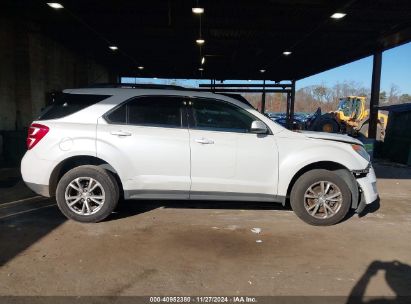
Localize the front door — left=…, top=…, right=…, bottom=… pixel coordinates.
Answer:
left=188, top=98, right=278, bottom=201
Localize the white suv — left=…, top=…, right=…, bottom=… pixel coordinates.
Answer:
left=21, top=86, right=378, bottom=225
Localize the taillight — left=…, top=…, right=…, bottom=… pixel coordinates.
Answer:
left=26, top=123, right=49, bottom=150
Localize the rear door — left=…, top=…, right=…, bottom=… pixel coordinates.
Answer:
left=96, top=95, right=191, bottom=199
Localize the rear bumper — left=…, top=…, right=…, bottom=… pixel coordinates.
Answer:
left=21, top=151, right=55, bottom=197
left=25, top=182, right=50, bottom=197
left=356, top=166, right=378, bottom=210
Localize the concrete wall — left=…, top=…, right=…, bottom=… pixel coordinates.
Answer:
left=0, top=15, right=116, bottom=166
left=0, top=16, right=115, bottom=131
left=0, top=16, right=18, bottom=131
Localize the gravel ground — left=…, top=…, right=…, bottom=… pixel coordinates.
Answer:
left=0, top=163, right=410, bottom=301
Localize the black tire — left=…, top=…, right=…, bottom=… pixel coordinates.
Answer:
left=56, top=165, right=119, bottom=223
left=290, top=169, right=351, bottom=226
left=313, top=117, right=340, bottom=133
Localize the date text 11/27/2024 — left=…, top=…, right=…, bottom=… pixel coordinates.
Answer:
left=149, top=296, right=257, bottom=303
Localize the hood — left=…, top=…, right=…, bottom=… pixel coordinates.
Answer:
left=300, top=131, right=363, bottom=146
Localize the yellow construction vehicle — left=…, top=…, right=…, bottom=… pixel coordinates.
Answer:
left=308, top=96, right=388, bottom=140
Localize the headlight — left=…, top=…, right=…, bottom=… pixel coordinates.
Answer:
left=351, top=144, right=370, bottom=161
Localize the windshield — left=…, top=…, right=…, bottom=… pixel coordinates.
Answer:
left=338, top=97, right=362, bottom=118
left=338, top=98, right=355, bottom=117
left=337, top=98, right=350, bottom=111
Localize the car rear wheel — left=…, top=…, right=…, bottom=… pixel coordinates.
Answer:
left=290, top=169, right=351, bottom=226
left=56, top=165, right=119, bottom=223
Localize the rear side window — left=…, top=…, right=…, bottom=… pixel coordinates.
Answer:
left=38, top=93, right=111, bottom=120
left=106, top=96, right=183, bottom=128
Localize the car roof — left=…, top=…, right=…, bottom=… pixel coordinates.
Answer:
left=63, top=88, right=254, bottom=109
left=44, top=87, right=284, bottom=134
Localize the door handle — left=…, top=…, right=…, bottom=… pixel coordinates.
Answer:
left=195, top=138, right=214, bottom=144
left=110, top=130, right=132, bottom=136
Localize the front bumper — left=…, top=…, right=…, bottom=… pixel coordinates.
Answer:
left=356, top=166, right=378, bottom=211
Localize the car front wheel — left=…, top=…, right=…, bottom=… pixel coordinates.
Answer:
left=290, top=169, right=352, bottom=226
left=56, top=165, right=119, bottom=223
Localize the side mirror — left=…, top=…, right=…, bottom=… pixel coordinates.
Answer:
left=250, top=120, right=268, bottom=134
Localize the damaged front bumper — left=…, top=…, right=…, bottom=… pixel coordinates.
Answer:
left=355, top=165, right=378, bottom=213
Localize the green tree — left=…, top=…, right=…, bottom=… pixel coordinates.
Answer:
left=399, top=94, right=411, bottom=104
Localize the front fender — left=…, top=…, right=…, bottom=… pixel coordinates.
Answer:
left=276, top=138, right=368, bottom=197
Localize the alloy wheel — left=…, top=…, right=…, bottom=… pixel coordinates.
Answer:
left=303, top=181, right=343, bottom=219
left=64, top=177, right=106, bottom=216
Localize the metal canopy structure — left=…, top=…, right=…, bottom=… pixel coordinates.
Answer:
left=7, top=0, right=411, bottom=81
left=5, top=0, right=411, bottom=138
left=199, top=81, right=296, bottom=128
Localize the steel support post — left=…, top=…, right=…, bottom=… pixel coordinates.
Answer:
left=261, top=79, right=266, bottom=114
left=368, top=52, right=382, bottom=139
left=289, top=80, right=296, bottom=130
left=286, top=92, right=291, bottom=129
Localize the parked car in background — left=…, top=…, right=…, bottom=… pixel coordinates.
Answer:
left=21, top=85, right=378, bottom=225
left=267, top=112, right=312, bottom=130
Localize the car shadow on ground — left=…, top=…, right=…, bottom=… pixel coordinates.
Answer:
left=357, top=197, right=381, bottom=218
left=108, top=198, right=380, bottom=223
left=336, top=196, right=380, bottom=223
left=0, top=204, right=66, bottom=267
left=107, top=199, right=289, bottom=221
left=347, top=260, right=411, bottom=303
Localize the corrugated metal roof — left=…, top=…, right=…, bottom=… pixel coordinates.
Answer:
left=5, top=0, right=411, bottom=80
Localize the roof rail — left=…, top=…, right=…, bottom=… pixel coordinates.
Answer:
left=86, top=83, right=187, bottom=90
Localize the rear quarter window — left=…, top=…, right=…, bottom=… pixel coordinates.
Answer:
left=38, top=93, right=111, bottom=120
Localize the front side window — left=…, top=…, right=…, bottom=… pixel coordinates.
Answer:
left=106, top=103, right=126, bottom=124
left=106, top=96, right=183, bottom=128
left=191, top=98, right=257, bottom=133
